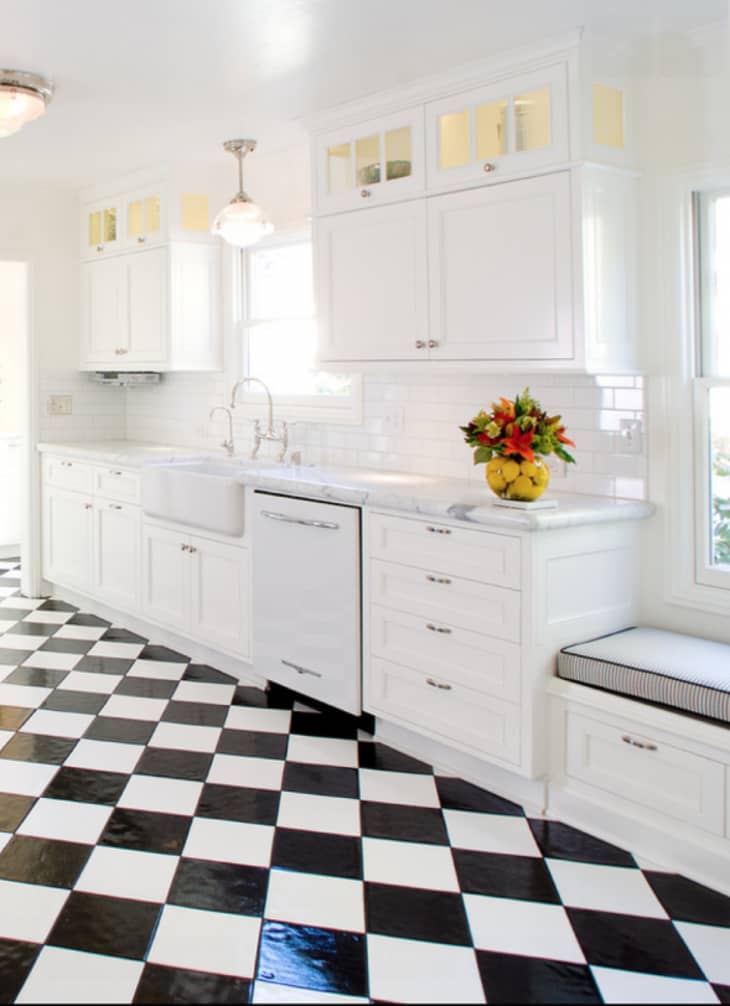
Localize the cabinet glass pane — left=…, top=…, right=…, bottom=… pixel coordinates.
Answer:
left=593, top=83, right=625, bottom=149
left=144, top=196, right=161, bottom=233
left=439, top=110, right=470, bottom=169
left=327, top=143, right=353, bottom=195
left=476, top=100, right=508, bottom=160
left=384, top=127, right=412, bottom=181
left=88, top=211, right=101, bottom=247
left=514, top=86, right=551, bottom=152
left=355, top=134, right=381, bottom=186
left=103, top=208, right=117, bottom=243
left=181, top=193, right=209, bottom=232
left=127, top=200, right=143, bottom=238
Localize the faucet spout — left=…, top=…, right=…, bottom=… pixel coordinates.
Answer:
left=230, top=377, right=274, bottom=435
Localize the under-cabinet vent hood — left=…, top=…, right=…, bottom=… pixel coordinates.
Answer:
left=88, top=372, right=162, bottom=387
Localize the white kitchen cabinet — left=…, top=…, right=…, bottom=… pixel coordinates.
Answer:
left=141, top=522, right=190, bottom=632
left=190, top=535, right=251, bottom=658
left=126, top=248, right=168, bottom=364
left=122, top=186, right=165, bottom=252
left=43, top=487, right=94, bottom=593
left=82, top=258, right=127, bottom=365
left=94, top=501, right=141, bottom=613
left=316, top=201, right=429, bottom=364
left=82, top=197, right=121, bottom=260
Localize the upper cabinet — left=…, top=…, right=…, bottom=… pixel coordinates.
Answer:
left=122, top=187, right=165, bottom=251
left=83, top=197, right=122, bottom=258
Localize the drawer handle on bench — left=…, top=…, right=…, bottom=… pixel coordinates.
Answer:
left=426, top=525, right=451, bottom=535
left=426, top=623, right=452, bottom=635
left=426, top=678, right=452, bottom=691
left=426, top=575, right=452, bottom=585
left=622, top=735, right=657, bottom=752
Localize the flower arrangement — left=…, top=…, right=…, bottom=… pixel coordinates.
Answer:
left=460, top=388, right=576, bottom=501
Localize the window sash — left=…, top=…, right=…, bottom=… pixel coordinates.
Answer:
left=694, top=377, right=730, bottom=589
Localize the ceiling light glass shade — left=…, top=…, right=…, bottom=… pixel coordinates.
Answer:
left=0, top=71, right=54, bottom=138
left=212, top=194, right=274, bottom=248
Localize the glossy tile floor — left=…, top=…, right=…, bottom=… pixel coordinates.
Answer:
left=0, top=561, right=728, bottom=1003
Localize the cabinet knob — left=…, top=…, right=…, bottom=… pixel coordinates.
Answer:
left=84, top=503, right=93, bottom=510
left=181, top=543, right=189, bottom=552
left=483, top=162, right=496, bottom=173
left=96, top=245, right=104, bottom=252
left=360, top=188, right=372, bottom=199
left=428, top=340, right=439, bottom=349
left=137, top=236, right=146, bottom=244
left=415, top=340, right=426, bottom=349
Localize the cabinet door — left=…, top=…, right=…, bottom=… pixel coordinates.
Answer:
left=126, top=248, right=168, bottom=363
left=94, top=502, right=141, bottom=614
left=317, top=201, right=429, bottom=363
left=43, top=488, right=93, bottom=592
left=81, top=258, right=128, bottom=366
left=168, top=244, right=221, bottom=371
left=141, top=523, right=190, bottom=631
left=81, top=198, right=122, bottom=260
left=189, top=536, right=250, bottom=657
left=123, top=187, right=165, bottom=251
left=428, top=171, right=574, bottom=361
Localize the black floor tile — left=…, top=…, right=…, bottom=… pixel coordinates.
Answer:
left=0, top=794, right=34, bottom=832
left=196, top=783, right=280, bottom=825
left=43, top=766, right=128, bottom=805
left=0, top=835, right=91, bottom=887
left=101, top=628, right=148, bottom=645
left=257, top=921, right=367, bottom=997
left=361, top=802, right=448, bottom=845
left=289, top=710, right=358, bottom=739
left=365, top=882, right=472, bottom=945
left=136, top=748, right=212, bottom=782
left=138, top=644, right=188, bottom=662
left=358, top=741, right=433, bottom=774
left=233, top=685, right=294, bottom=710
left=168, top=858, right=268, bottom=915
left=0, top=708, right=31, bottom=731
left=0, top=648, right=34, bottom=665
left=644, top=871, right=730, bottom=926
left=38, top=600, right=78, bottom=613
left=529, top=819, right=636, bottom=867
left=100, top=808, right=191, bottom=855
left=283, top=762, right=359, bottom=799
left=48, top=891, right=160, bottom=959
left=66, top=613, right=111, bottom=627
left=162, top=701, right=228, bottom=728
left=454, top=849, right=560, bottom=902
left=3, top=666, right=68, bottom=689
left=6, top=622, right=53, bottom=637
left=217, top=729, right=288, bottom=760
left=40, top=637, right=95, bottom=655
left=183, top=664, right=237, bottom=685
left=0, top=939, right=41, bottom=1003
left=0, top=733, right=76, bottom=764
left=85, top=717, right=156, bottom=744
left=477, top=951, right=602, bottom=1004
left=271, top=828, right=362, bottom=879
left=714, top=984, right=730, bottom=1004
left=115, top=677, right=178, bottom=700
left=436, top=776, right=524, bottom=816
left=133, top=963, right=251, bottom=1004
left=42, top=690, right=107, bottom=715
left=74, top=655, right=135, bottom=676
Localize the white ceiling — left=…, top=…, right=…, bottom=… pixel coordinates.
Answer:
left=0, top=0, right=725, bottom=188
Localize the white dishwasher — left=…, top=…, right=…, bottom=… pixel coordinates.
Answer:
left=252, top=492, right=362, bottom=715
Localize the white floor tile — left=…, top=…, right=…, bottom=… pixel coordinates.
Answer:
left=0, top=729, right=13, bottom=750
left=23, top=611, right=73, bottom=626
left=20, top=710, right=94, bottom=739
left=265, top=869, right=365, bottom=932
left=119, top=775, right=203, bottom=816
left=252, top=982, right=369, bottom=1004
left=0, top=683, right=52, bottom=709
left=19, top=798, right=112, bottom=844
left=444, top=810, right=542, bottom=857
left=57, top=671, right=122, bottom=694
left=675, top=921, right=730, bottom=984
left=276, top=791, right=361, bottom=838
left=547, top=859, right=668, bottom=918
left=149, top=721, right=221, bottom=754
left=0, top=597, right=44, bottom=611
left=53, top=624, right=106, bottom=641
left=0, top=833, right=10, bottom=854
left=16, top=946, right=144, bottom=1005
left=367, top=934, right=485, bottom=1004
left=87, top=641, right=144, bottom=660
left=21, top=650, right=81, bottom=671
left=0, top=633, right=46, bottom=651
left=184, top=817, right=274, bottom=868
left=75, top=846, right=178, bottom=903
left=0, top=620, right=20, bottom=633
left=591, top=967, right=720, bottom=1004
left=363, top=837, right=460, bottom=892
left=127, top=659, right=187, bottom=681
left=286, top=735, right=359, bottom=769
left=99, top=694, right=169, bottom=722
left=64, top=738, right=144, bottom=774
left=358, top=769, right=439, bottom=808
left=0, top=587, right=19, bottom=598
left=148, top=904, right=261, bottom=978
left=225, top=707, right=292, bottom=734
left=464, top=894, right=586, bottom=963
left=172, top=681, right=235, bottom=706
left=0, top=759, right=58, bottom=797
left=208, top=754, right=284, bottom=791
left=0, top=879, right=68, bottom=942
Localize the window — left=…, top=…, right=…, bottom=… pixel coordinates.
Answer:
left=239, top=233, right=359, bottom=421
left=695, top=191, right=730, bottom=588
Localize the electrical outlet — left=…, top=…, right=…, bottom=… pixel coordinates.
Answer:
left=383, top=405, right=405, bottom=434
left=47, top=395, right=72, bottom=416
left=618, top=418, right=643, bottom=454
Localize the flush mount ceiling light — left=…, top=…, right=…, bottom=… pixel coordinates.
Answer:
left=0, top=70, right=54, bottom=138
left=212, top=139, right=274, bottom=248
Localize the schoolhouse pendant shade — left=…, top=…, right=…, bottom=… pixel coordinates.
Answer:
left=212, top=139, right=274, bottom=248
left=0, top=70, right=54, bottom=138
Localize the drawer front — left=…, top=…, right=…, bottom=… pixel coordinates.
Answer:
left=368, top=512, right=520, bottom=588
left=370, top=603, right=521, bottom=702
left=370, top=558, right=520, bottom=641
left=367, top=656, right=521, bottom=765
left=94, top=466, right=141, bottom=504
left=42, top=455, right=94, bottom=495
left=566, top=711, right=726, bottom=836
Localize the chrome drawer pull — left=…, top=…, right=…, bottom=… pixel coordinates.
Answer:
left=282, top=659, right=323, bottom=679
left=426, top=678, right=452, bottom=691
left=426, top=574, right=452, bottom=585
left=622, top=735, right=657, bottom=752
left=261, top=510, right=339, bottom=531
left=426, top=525, right=451, bottom=535
left=109, top=504, right=123, bottom=510
left=426, top=623, right=452, bottom=635
left=110, top=470, right=123, bottom=476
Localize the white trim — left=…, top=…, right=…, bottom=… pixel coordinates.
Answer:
left=694, top=378, right=730, bottom=591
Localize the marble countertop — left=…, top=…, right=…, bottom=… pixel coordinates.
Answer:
left=38, top=440, right=655, bottom=532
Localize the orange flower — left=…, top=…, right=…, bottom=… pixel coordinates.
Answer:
left=556, top=426, right=576, bottom=448
left=502, top=428, right=535, bottom=462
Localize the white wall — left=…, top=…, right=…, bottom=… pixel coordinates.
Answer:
left=0, top=262, right=27, bottom=434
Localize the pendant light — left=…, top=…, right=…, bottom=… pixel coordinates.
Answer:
left=212, top=139, right=273, bottom=248
left=0, top=70, right=54, bottom=138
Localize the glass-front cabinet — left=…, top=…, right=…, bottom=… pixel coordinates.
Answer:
left=82, top=198, right=121, bottom=259
left=316, top=108, right=425, bottom=214
left=123, top=187, right=165, bottom=250
left=425, top=63, right=569, bottom=191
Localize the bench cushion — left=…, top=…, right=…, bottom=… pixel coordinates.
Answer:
left=558, top=627, right=730, bottom=724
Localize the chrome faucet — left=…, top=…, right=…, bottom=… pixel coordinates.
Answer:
left=209, top=406, right=235, bottom=457
left=230, top=376, right=288, bottom=462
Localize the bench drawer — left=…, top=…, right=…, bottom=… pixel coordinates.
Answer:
left=94, top=466, right=141, bottom=505
left=565, top=710, right=726, bottom=836
left=42, top=455, right=94, bottom=494
left=368, top=512, right=521, bottom=589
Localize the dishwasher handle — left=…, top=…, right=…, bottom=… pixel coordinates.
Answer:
left=260, top=509, right=340, bottom=531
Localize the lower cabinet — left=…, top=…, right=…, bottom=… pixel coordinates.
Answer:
left=94, top=501, right=141, bottom=613
left=43, top=486, right=94, bottom=592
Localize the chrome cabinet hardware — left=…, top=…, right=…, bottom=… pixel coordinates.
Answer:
left=109, top=470, right=123, bottom=476
left=426, top=678, right=452, bottom=691
left=622, top=735, right=657, bottom=752
left=415, top=340, right=426, bottom=349
left=96, top=244, right=103, bottom=252
left=426, top=623, right=452, bottom=634
left=427, top=340, right=439, bottom=349
left=137, top=236, right=146, bottom=244
left=426, top=525, right=451, bottom=535
left=483, top=162, right=496, bottom=173
left=181, top=543, right=190, bottom=552
left=114, top=348, right=129, bottom=356
left=426, top=574, right=452, bottom=585
left=261, top=510, right=339, bottom=531
left=189, top=546, right=197, bottom=553
left=360, top=188, right=372, bottom=199
left=84, top=502, right=92, bottom=509
left=60, top=461, right=73, bottom=468
left=109, top=504, right=123, bottom=510
left=282, top=658, right=323, bottom=679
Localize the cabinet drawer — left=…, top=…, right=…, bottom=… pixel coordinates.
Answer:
left=94, top=466, right=141, bottom=504
left=42, top=456, right=94, bottom=495
left=566, top=711, right=726, bottom=837
left=367, top=656, right=521, bottom=765
left=370, top=603, right=521, bottom=702
left=368, top=512, right=520, bottom=588
left=370, top=558, right=520, bottom=641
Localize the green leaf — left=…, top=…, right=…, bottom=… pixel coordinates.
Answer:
left=473, top=445, right=492, bottom=465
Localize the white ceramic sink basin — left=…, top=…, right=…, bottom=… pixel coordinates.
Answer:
left=142, top=461, right=247, bottom=537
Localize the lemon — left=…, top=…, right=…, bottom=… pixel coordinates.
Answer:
left=510, top=475, right=535, bottom=499
left=487, top=472, right=506, bottom=493
left=487, top=457, right=503, bottom=474
left=501, top=460, right=520, bottom=483
left=520, top=461, right=537, bottom=478
left=534, top=463, right=550, bottom=486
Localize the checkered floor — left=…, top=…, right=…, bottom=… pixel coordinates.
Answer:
left=0, top=560, right=728, bottom=1003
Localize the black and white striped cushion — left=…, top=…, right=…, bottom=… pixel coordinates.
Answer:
left=558, top=627, right=730, bottom=724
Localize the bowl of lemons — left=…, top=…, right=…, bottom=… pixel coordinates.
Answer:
left=485, top=455, right=550, bottom=502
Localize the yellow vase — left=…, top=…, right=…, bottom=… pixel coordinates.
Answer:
left=485, top=456, right=550, bottom=502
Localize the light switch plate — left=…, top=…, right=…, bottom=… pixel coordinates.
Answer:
left=47, top=395, right=72, bottom=416
left=618, top=418, right=642, bottom=454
